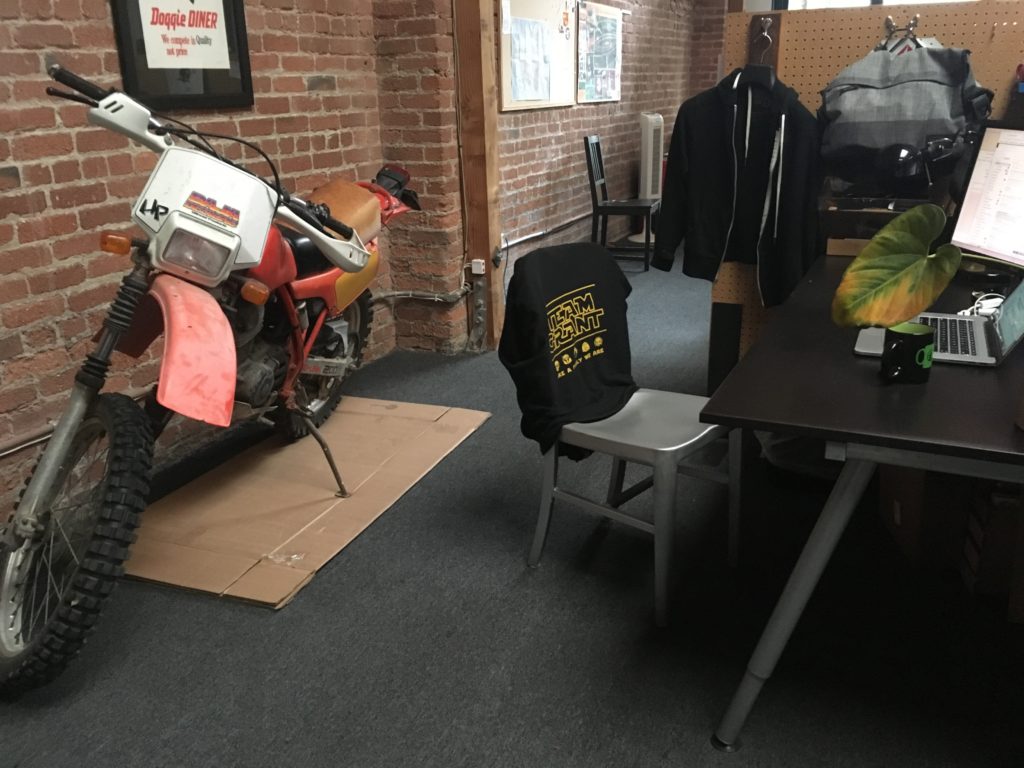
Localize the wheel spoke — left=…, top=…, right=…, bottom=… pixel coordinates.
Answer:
left=68, top=437, right=107, bottom=490
left=52, top=514, right=81, bottom=567
left=42, top=528, right=62, bottom=619
left=25, top=553, right=42, bottom=643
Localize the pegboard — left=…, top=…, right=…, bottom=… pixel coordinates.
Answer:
left=725, top=0, right=1023, bottom=117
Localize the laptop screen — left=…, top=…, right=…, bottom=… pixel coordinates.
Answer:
left=995, top=278, right=1024, bottom=352
left=952, top=125, right=1024, bottom=267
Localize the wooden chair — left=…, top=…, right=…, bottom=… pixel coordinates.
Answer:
left=584, top=135, right=661, bottom=271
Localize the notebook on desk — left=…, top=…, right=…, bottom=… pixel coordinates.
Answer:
left=854, top=123, right=1024, bottom=367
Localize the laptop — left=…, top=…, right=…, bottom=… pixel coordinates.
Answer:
left=854, top=123, right=1024, bottom=366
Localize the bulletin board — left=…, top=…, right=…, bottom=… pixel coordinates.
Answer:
left=499, top=0, right=578, bottom=111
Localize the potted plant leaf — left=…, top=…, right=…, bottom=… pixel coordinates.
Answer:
left=832, top=204, right=963, bottom=383
left=832, top=203, right=962, bottom=328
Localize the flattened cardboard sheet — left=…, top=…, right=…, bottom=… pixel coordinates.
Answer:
left=126, top=397, right=489, bottom=607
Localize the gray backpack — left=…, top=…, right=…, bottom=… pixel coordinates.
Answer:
left=819, top=47, right=992, bottom=184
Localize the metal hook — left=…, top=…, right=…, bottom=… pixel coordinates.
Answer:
left=757, top=17, right=773, bottom=64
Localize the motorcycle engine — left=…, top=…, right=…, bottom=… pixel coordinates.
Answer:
left=235, top=337, right=288, bottom=408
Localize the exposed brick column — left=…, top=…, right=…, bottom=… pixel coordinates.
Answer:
left=373, top=0, right=468, bottom=353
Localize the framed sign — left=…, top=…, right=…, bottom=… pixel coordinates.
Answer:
left=110, top=0, right=253, bottom=111
left=577, top=1, right=622, bottom=103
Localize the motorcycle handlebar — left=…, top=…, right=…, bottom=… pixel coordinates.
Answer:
left=47, top=63, right=364, bottom=249
left=49, top=64, right=112, bottom=103
left=286, top=199, right=355, bottom=241
left=321, top=214, right=354, bottom=241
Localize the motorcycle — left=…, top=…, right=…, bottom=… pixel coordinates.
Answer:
left=0, top=65, right=420, bottom=694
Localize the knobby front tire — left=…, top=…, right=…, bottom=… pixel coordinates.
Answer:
left=0, top=393, right=153, bottom=696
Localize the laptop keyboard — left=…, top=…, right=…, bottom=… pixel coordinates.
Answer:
left=921, top=316, right=977, bottom=356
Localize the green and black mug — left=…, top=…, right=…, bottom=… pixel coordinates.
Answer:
left=879, top=322, right=934, bottom=384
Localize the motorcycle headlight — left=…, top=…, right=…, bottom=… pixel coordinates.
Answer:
left=162, top=229, right=232, bottom=279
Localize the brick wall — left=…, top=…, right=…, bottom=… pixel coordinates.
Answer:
left=0, top=0, right=460, bottom=508
left=690, top=0, right=727, bottom=94
left=497, top=0, right=701, bottom=264
left=0, top=0, right=728, bottom=508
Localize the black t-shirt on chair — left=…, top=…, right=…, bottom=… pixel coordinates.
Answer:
left=498, top=243, right=638, bottom=453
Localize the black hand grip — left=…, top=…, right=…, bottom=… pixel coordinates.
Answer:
left=45, top=87, right=97, bottom=107
left=48, top=64, right=111, bottom=102
left=322, top=215, right=354, bottom=240
left=287, top=199, right=354, bottom=240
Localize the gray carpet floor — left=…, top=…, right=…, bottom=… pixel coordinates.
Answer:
left=1, top=263, right=1022, bottom=768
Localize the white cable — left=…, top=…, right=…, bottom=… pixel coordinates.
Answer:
left=957, top=292, right=1005, bottom=316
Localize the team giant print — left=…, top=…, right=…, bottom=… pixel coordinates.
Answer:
left=546, top=284, right=608, bottom=378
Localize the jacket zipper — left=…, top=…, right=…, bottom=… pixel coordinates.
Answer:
left=755, top=123, right=781, bottom=305
left=774, top=113, right=786, bottom=241
left=716, top=102, right=740, bottom=282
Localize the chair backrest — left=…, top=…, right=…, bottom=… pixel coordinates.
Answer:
left=583, top=135, right=609, bottom=208
left=498, top=243, right=637, bottom=452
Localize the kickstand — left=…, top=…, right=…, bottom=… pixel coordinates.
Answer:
left=300, top=413, right=350, bottom=498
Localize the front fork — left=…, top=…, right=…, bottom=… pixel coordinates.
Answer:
left=2, top=260, right=152, bottom=549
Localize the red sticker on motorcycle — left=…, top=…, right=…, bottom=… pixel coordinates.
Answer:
left=184, top=191, right=241, bottom=228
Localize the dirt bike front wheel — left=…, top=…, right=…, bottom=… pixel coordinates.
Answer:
left=0, top=393, right=153, bottom=696
left=278, top=289, right=373, bottom=440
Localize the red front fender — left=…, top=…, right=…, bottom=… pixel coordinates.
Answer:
left=117, top=274, right=236, bottom=427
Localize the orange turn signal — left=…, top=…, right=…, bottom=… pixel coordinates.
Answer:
left=99, top=232, right=132, bottom=256
left=240, top=278, right=271, bottom=306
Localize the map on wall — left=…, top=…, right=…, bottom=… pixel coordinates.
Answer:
left=500, top=0, right=577, bottom=111
left=577, top=1, right=622, bottom=103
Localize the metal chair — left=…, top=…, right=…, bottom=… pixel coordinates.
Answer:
left=500, top=243, right=739, bottom=627
left=584, top=135, right=662, bottom=271
left=529, top=390, right=741, bottom=627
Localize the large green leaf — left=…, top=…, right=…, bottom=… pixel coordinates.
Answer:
left=831, top=204, right=963, bottom=327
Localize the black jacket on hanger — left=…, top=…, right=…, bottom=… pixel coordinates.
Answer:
left=653, top=69, right=820, bottom=307
left=499, top=243, right=637, bottom=453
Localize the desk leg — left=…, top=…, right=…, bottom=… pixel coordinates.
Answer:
left=727, top=428, right=743, bottom=568
left=712, top=458, right=877, bottom=751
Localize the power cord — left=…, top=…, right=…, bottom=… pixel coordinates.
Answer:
left=501, top=233, right=511, bottom=299
left=958, top=292, right=1005, bottom=317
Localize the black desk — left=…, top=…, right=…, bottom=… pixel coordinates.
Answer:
left=700, top=255, right=1024, bottom=750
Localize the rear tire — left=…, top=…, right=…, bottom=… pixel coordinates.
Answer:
left=278, top=289, right=373, bottom=440
left=0, top=393, right=153, bottom=696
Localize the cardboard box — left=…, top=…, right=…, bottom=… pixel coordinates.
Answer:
left=126, top=397, right=489, bottom=607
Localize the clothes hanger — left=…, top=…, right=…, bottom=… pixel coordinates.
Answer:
left=875, top=15, right=923, bottom=54
left=737, top=17, right=776, bottom=90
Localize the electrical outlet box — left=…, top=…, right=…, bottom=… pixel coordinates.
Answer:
left=470, top=258, right=486, bottom=275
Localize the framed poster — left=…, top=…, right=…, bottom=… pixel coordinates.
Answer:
left=110, top=0, right=253, bottom=111
left=499, top=0, right=577, bottom=111
left=577, top=2, right=623, bottom=103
